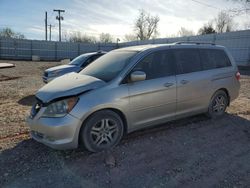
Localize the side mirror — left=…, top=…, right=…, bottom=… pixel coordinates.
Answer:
left=130, top=71, right=146, bottom=82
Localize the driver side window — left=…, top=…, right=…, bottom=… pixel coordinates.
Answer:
left=132, top=50, right=176, bottom=80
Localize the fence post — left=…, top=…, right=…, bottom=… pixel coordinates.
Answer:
left=98, top=43, right=100, bottom=51
left=248, top=47, right=250, bottom=66
left=213, top=34, right=216, bottom=44
left=14, top=39, right=17, bottom=59
left=30, top=40, right=33, bottom=60
left=78, top=43, right=80, bottom=56
left=55, top=42, right=57, bottom=61
left=0, top=38, right=1, bottom=59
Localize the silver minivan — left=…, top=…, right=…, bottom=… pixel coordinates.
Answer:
left=27, top=42, right=240, bottom=152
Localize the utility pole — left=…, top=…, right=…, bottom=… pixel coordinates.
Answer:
left=53, top=9, right=65, bottom=42
left=45, top=11, right=47, bottom=41
left=48, top=24, right=53, bottom=41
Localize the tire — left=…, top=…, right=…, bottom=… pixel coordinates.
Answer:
left=80, top=110, right=124, bottom=152
left=207, top=90, right=229, bottom=119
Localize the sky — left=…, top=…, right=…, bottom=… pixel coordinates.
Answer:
left=0, top=0, right=249, bottom=41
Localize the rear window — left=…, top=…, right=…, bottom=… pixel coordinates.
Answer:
left=173, top=49, right=202, bottom=74
left=200, top=49, right=232, bottom=70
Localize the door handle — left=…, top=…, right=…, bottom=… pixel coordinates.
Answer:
left=180, top=80, right=189, bottom=85
left=164, top=82, right=174, bottom=87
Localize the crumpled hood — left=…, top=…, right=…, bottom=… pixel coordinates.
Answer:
left=36, top=72, right=106, bottom=103
left=45, top=64, right=78, bottom=73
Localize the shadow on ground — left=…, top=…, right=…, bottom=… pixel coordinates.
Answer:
left=0, top=114, right=250, bottom=188
left=18, top=95, right=36, bottom=106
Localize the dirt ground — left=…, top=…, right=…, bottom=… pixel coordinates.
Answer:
left=0, top=60, right=250, bottom=188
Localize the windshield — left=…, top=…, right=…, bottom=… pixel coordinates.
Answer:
left=69, top=54, right=89, bottom=66
left=80, top=51, right=137, bottom=82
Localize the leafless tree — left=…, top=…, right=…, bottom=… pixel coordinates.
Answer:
left=134, top=9, right=160, bottom=40
left=99, top=33, right=113, bottom=43
left=178, top=27, right=195, bottom=37
left=123, top=34, right=138, bottom=42
left=214, top=11, right=234, bottom=33
left=0, top=27, right=25, bottom=39
left=67, top=31, right=96, bottom=43
left=228, top=0, right=250, bottom=16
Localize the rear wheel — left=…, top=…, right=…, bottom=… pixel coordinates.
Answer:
left=207, top=90, right=228, bottom=118
left=80, top=110, right=124, bottom=152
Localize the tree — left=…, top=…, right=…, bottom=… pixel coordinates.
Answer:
left=214, top=11, right=234, bottom=33
left=123, top=34, right=138, bottom=42
left=134, top=9, right=160, bottom=40
left=228, top=0, right=250, bottom=16
left=198, top=22, right=216, bottom=35
left=0, top=27, right=25, bottom=39
left=67, top=31, right=96, bottom=43
left=99, top=33, right=113, bottom=43
left=178, top=27, right=195, bottom=37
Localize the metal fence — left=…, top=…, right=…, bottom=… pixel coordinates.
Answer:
left=121, top=30, right=250, bottom=66
left=0, top=39, right=117, bottom=61
left=0, top=30, right=250, bottom=66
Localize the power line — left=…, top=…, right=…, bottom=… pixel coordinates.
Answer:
left=190, top=0, right=221, bottom=10
left=53, top=9, right=65, bottom=42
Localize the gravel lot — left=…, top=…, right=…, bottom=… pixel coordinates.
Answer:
left=0, top=60, right=250, bottom=188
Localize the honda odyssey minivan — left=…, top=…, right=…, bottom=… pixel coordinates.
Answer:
left=27, top=42, right=240, bottom=152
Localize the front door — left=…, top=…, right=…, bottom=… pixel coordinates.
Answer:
left=126, top=50, right=177, bottom=130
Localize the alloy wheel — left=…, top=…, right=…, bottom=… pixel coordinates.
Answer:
left=90, top=118, right=118, bottom=147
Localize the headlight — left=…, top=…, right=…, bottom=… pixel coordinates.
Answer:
left=42, top=97, right=79, bottom=118
left=49, top=70, right=61, bottom=77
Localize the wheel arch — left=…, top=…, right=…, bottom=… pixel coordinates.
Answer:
left=78, top=107, right=128, bottom=145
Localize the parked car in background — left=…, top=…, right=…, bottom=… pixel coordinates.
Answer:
left=28, top=42, right=240, bottom=152
left=43, top=51, right=106, bottom=83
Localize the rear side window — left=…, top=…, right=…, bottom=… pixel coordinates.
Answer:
left=132, top=50, right=175, bottom=80
left=200, top=49, right=231, bottom=70
left=173, top=49, right=202, bottom=74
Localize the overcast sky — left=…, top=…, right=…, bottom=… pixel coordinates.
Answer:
left=0, top=0, right=249, bottom=41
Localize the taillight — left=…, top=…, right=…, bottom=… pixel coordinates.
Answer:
left=235, top=71, right=240, bottom=81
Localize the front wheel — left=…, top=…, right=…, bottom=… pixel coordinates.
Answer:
left=80, top=110, right=124, bottom=152
left=207, top=90, right=229, bottom=118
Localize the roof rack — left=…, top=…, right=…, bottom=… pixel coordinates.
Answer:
left=175, top=41, right=216, bottom=45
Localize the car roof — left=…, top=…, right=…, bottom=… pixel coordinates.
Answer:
left=79, top=51, right=107, bottom=57
left=114, top=42, right=225, bottom=52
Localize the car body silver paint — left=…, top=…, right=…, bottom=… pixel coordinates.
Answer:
left=37, top=72, right=106, bottom=103
left=27, top=43, right=240, bottom=149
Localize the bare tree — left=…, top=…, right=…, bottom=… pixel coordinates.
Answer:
left=134, top=9, right=160, bottom=40
left=228, top=0, right=250, bottom=16
left=198, top=22, right=216, bottom=35
left=67, top=31, right=96, bottom=43
left=214, top=11, right=234, bottom=33
left=178, top=27, right=195, bottom=37
left=0, top=27, right=25, bottom=39
left=99, top=33, right=113, bottom=43
left=123, top=34, right=138, bottom=42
